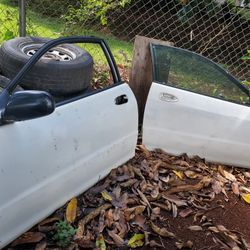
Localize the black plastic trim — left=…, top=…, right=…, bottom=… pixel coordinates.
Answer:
left=115, top=94, right=128, bottom=105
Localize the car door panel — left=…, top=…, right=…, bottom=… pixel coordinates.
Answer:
left=143, top=44, right=250, bottom=169
left=143, top=82, right=250, bottom=168
left=0, top=83, right=138, bottom=247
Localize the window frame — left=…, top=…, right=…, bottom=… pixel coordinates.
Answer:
left=0, top=36, right=122, bottom=109
left=150, top=43, right=250, bottom=106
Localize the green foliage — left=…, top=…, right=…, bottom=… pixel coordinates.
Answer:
left=242, top=80, right=250, bottom=86
left=176, top=0, right=221, bottom=23
left=3, top=30, right=15, bottom=40
left=241, top=51, right=250, bottom=88
left=52, top=220, right=76, bottom=247
left=7, top=0, right=18, bottom=6
left=0, top=8, right=18, bottom=41
left=26, top=0, right=79, bottom=18
left=66, top=0, right=131, bottom=26
left=241, top=50, right=250, bottom=60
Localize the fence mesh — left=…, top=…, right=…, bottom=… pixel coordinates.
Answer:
left=0, top=0, right=19, bottom=42
left=108, top=0, right=250, bottom=80
left=0, top=0, right=249, bottom=81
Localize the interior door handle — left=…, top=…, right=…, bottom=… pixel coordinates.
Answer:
left=115, top=94, right=128, bottom=105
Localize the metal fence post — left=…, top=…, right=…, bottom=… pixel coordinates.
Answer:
left=19, top=0, right=26, bottom=37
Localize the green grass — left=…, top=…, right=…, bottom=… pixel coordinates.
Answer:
left=0, top=0, right=133, bottom=65
left=0, top=0, right=19, bottom=42
left=227, top=0, right=250, bottom=20
left=66, top=28, right=133, bottom=66
left=0, top=0, right=64, bottom=41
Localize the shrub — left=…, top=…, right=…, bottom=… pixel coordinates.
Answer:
left=66, top=0, right=131, bottom=26
left=26, top=0, right=80, bottom=18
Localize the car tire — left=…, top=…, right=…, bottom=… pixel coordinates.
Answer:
left=0, top=37, right=93, bottom=96
left=0, top=75, right=23, bottom=93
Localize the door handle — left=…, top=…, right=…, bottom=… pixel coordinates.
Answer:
left=159, top=92, right=178, bottom=102
left=115, top=94, right=128, bottom=105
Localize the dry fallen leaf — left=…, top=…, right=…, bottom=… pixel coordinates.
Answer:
left=151, top=202, right=171, bottom=211
left=35, top=241, right=47, bottom=250
left=231, top=182, right=240, bottom=196
left=173, top=170, right=184, bottom=180
left=149, top=240, right=163, bottom=248
left=162, top=194, right=187, bottom=207
left=208, top=226, right=220, bottom=233
left=107, top=230, right=124, bottom=245
left=137, top=144, right=151, bottom=158
left=66, top=197, right=78, bottom=224
left=11, top=232, right=45, bottom=246
left=172, top=203, right=178, bottom=218
left=218, top=165, right=236, bottom=182
left=240, top=186, right=250, bottom=193
left=133, top=205, right=147, bottom=215
left=241, top=193, right=250, bottom=204
left=137, top=189, right=152, bottom=209
left=179, top=208, right=193, bottom=218
left=38, top=217, right=60, bottom=232
left=124, top=205, right=146, bottom=221
left=184, top=170, right=199, bottom=179
left=223, top=170, right=237, bottom=182
left=76, top=203, right=112, bottom=238
left=243, top=172, right=250, bottom=179
left=120, top=179, right=137, bottom=187
left=96, top=234, right=106, bottom=250
left=188, top=225, right=203, bottom=231
left=151, top=222, right=175, bottom=238
left=101, top=190, right=112, bottom=201
left=151, top=185, right=160, bottom=199
left=211, top=179, right=222, bottom=194
left=164, top=176, right=211, bottom=195
left=175, top=240, right=193, bottom=249
left=173, top=160, right=190, bottom=168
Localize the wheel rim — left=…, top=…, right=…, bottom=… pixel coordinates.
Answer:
left=22, top=44, right=76, bottom=61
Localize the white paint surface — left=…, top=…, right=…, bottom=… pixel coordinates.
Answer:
left=0, top=83, right=138, bottom=247
left=143, top=82, right=250, bottom=168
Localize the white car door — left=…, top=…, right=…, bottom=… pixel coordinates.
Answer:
left=143, top=44, right=250, bottom=168
left=0, top=37, right=138, bottom=247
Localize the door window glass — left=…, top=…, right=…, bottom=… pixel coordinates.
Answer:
left=150, top=44, right=249, bottom=105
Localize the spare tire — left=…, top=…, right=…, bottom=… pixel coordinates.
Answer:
left=0, top=37, right=93, bottom=96
left=0, top=75, right=23, bottom=93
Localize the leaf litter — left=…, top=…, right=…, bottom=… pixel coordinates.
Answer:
left=6, top=146, right=250, bottom=249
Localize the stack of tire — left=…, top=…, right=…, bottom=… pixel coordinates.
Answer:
left=0, top=36, right=93, bottom=96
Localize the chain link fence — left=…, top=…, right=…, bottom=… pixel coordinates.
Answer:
left=0, top=0, right=249, bottom=81
left=0, top=0, right=19, bottom=42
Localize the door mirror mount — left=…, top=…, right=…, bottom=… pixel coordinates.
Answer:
left=1, top=90, right=55, bottom=123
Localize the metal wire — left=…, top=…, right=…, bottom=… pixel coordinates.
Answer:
left=0, top=0, right=249, bottom=80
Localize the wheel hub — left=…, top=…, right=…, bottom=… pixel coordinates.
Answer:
left=22, top=44, right=76, bottom=61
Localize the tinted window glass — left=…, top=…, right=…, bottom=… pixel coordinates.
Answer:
left=151, top=44, right=249, bottom=105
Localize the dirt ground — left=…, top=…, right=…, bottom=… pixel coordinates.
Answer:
left=5, top=146, right=250, bottom=250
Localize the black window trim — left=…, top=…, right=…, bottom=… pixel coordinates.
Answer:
left=56, top=81, right=125, bottom=107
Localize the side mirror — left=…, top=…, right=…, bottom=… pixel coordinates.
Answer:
left=1, top=91, right=55, bottom=122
